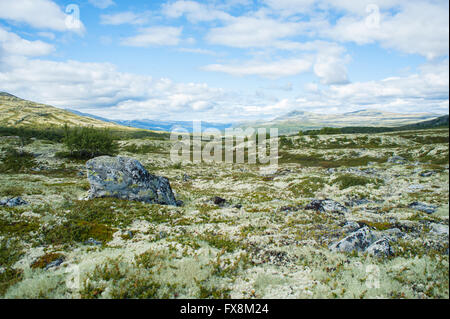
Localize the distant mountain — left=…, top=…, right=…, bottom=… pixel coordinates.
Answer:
left=68, top=109, right=233, bottom=133
left=0, top=92, right=137, bottom=131
left=236, top=108, right=443, bottom=134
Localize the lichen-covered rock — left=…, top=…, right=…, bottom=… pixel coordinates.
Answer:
left=409, top=202, right=437, bottom=214
left=430, top=223, right=449, bottom=236
left=86, top=156, right=178, bottom=206
left=366, top=238, right=394, bottom=257
left=306, top=199, right=348, bottom=214
left=329, top=226, right=375, bottom=253
left=0, top=197, right=27, bottom=207
left=387, top=155, right=406, bottom=164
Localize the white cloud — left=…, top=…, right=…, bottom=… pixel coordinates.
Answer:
left=0, top=0, right=85, bottom=33
left=121, top=27, right=183, bottom=47
left=322, top=1, right=449, bottom=59
left=206, top=16, right=303, bottom=48
left=100, top=11, right=151, bottom=25
left=0, top=27, right=54, bottom=57
left=162, top=0, right=231, bottom=23
left=89, top=0, right=115, bottom=9
left=203, top=58, right=312, bottom=78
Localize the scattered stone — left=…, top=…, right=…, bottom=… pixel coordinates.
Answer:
left=182, top=174, right=192, bottom=182
left=85, top=238, right=102, bottom=246
left=345, top=198, right=370, bottom=207
left=407, top=184, right=425, bottom=192
left=280, top=206, right=298, bottom=212
left=175, top=199, right=184, bottom=207
left=430, top=223, right=449, bottom=236
left=86, top=156, right=179, bottom=206
left=409, top=202, right=437, bottom=214
left=329, top=226, right=375, bottom=253
left=419, top=171, right=435, bottom=177
left=366, top=238, right=394, bottom=257
left=387, top=155, right=407, bottom=164
left=306, top=199, right=348, bottom=214
left=158, top=231, right=168, bottom=239
left=233, top=204, right=242, bottom=209
left=44, top=258, right=64, bottom=270
left=0, top=197, right=28, bottom=207
left=77, top=171, right=85, bottom=177
left=212, top=196, right=226, bottom=207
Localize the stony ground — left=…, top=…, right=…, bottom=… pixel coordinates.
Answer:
left=0, top=128, right=448, bottom=299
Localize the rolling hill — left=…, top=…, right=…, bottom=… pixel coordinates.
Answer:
left=236, top=109, right=443, bottom=134
left=0, top=92, right=136, bottom=131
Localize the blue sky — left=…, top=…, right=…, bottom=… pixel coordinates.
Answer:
left=0, top=0, right=448, bottom=122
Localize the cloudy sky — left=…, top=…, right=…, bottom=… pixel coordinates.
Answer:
left=0, top=0, right=448, bottom=122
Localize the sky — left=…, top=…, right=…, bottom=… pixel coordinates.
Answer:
left=0, top=0, right=448, bottom=123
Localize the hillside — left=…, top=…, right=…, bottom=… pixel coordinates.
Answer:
left=236, top=109, right=442, bottom=134
left=0, top=92, right=136, bottom=131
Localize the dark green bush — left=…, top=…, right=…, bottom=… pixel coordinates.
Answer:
left=0, top=147, right=36, bottom=173
left=63, top=125, right=118, bottom=159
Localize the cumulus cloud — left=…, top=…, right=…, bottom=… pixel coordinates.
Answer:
left=89, top=0, right=115, bottom=9
left=203, top=58, right=312, bottom=78
left=0, top=27, right=54, bottom=57
left=0, top=0, right=85, bottom=33
left=162, top=0, right=231, bottom=23
left=120, top=27, right=183, bottom=47
left=322, top=1, right=449, bottom=59
left=100, top=11, right=152, bottom=25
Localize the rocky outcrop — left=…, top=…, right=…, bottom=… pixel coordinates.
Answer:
left=409, top=202, right=437, bottom=214
left=0, top=197, right=27, bottom=207
left=306, top=199, right=348, bottom=214
left=366, top=238, right=394, bottom=257
left=86, top=156, right=179, bottom=206
left=329, top=226, right=375, bottom=253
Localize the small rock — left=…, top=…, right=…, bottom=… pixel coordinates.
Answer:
left=175, top=199, right=184, bottom=207
left=44, top=258, right=64, bottom=270
left=419, top=171, right=435, bottom=177
left=409, top=202, right=437, bottom=214
left=212, top=196, right=226, bottom=207
left=0, top=197, right=28, bottom=207
left=182, top=174, right=192, bottom=182
left=330, top=226, right=376, bottom=253
left=233, top=204, right=242, bottom=209
left=430, top=223, right=449, bottom=236
left=387, top=155, right=406, bottom=164
left=0, top=267, right=5, bottom=274
left=366, top=238, right=394, bottom=257
left=345, top=198, right=370, bottom=207
left=85, top=238, right=102, bottom=246
left=306, top=199, right=347, bottom=214
left=77, top=171, right=85, bottom=177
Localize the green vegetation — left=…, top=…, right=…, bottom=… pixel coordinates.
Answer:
left=0, top=147, right=36, bottom=173
left=62, top=125, right=119, bottom=159
left=332, top=174, right=384, bottom=190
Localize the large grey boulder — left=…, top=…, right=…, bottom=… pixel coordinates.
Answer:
left=86, top=156, right=178, bottom=206
left=330, top=226, right=375, bottom=253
